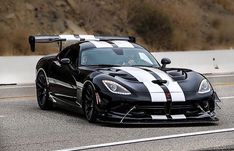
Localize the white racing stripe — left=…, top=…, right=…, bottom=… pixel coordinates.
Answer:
left=151, top=114, right=186, bottom=120
left=79, top=35, right=96, bottom=40
left=56, top=128, right=234, bottom=151
left=59, top=35, right=98, bottom=41
left=142, top=67, right=186, bottom=102
left=90, top=41, right=113, bottom=48
left=151, top=115, right=167, bottom=120
left=171, top=114, right=186, bottom=120
left=59, top=35, right=78, bottom=41
left=111, top=40, right=134, bottom=48
left=143, top=82, right=168, bottom=102
left=115, top=67, right=167, bottom=102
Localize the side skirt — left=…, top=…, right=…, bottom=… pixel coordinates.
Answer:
left=49, top=93, right=84, bottom=114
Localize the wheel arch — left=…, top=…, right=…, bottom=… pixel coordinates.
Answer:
left=81, top=80, right=96, bottom=99
left=36, top=68, right=49, bottom=85
left=81, top=77, right=105, bottom=108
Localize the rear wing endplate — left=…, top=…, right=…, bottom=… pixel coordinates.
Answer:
left=28, top=35, right=136, bottom=52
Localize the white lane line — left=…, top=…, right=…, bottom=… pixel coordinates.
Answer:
left=220, top=96, right=234, bottom=100
left=0, top=115, right=5, bottom=118
left=56, top=128, right=234, bottom=151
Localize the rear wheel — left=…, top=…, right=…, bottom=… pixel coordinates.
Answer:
left=36, top=71, right=53, bottom=110
left=83, top=84, right=97, bottom=123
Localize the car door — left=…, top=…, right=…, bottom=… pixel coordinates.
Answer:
left=49, top=45, right=79, bottom=105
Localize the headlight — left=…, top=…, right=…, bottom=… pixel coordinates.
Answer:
left=102, top=80, right=131, bottom=95
left=198, top=79, right=211, bottom=94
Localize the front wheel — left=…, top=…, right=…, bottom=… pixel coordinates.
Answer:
left=36, top=71, right=53, bottom=110
left=83, top=84, right=97, bottom=123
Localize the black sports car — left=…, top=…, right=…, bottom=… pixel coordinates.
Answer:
left=29, top=35, right=219, bottom=124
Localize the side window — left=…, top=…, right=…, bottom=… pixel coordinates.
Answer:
left=64, top=45, right=79, bottom=67
left=57, top=45, right=79, bottom=67
left=58, top=47, right=71, bottom=60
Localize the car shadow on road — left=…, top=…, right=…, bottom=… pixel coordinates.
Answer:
left=51, top=106, right=86, bottom=119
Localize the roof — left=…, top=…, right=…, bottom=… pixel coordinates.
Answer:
left=79, top=40, right=143, bottom=50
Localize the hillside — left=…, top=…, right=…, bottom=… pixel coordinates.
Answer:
left=1, top=0, right=234, bottom=55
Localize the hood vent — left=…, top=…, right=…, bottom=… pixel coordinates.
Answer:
left=108, top=72, right=137, bottom=81
left=167, top=70, right=187, bottom=81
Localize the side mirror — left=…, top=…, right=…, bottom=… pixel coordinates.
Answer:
left=60, top=58, right=71, bottom=65
left=161, top=58, right=171, bottom=68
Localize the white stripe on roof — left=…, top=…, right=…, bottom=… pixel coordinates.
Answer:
left=59, top=35, right=78, bottom=40
left=89, top=41, right=113, bottom=48
left=79, top=35, right=96, bottom=40
left=112, top=40, right=134, bottom=48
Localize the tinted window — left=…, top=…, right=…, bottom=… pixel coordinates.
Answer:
left=58, top=45, right=79, bottom=67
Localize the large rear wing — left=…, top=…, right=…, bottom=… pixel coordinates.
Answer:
left=28, top=35, right=136, bottom=52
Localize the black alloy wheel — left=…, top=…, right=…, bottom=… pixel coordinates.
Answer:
left=36, top=71, right=53, bottom=110
left=83, top=84, right=97, bottom=122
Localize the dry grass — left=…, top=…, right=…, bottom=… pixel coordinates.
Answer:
left=209, top=16, right=234, bottom=48
left=128, top=1, right=173, bottom=50
left=215, top=0, right=234, bottom=13
left=0, top=26, right=57, bottom=56
left=1, top=0, right=234, bottom=55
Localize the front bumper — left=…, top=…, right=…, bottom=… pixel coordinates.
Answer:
left=95, top=90, right=219, bottom=124
left=96, top=100, right=218, bottom=124
left=97, top=111, right=218, bottom=125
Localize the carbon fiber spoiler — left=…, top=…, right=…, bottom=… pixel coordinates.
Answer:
left=28, top=35, right=136, bottom=52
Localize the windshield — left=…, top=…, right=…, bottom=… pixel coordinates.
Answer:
left=80, top=47, right=160, bottom=67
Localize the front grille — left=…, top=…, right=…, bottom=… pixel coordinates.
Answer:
left=134, top=102, right=198, bottom=116
left=108, top=101, right=211, bottom=118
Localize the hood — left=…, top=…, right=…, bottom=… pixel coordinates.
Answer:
left=98, top=66, right=204, bottom=93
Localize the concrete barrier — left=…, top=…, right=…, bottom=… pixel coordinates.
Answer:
left=0, top=56, right=42, bottom=84
left=0, top=50, right=234, bottom=84
left=152, top=49, right=234, bottom=74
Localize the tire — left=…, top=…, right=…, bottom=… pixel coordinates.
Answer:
left=36, top=71, right=53, bottom=110
left=83, top=84, right=97, bottom=123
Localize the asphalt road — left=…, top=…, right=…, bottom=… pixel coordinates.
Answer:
left=0, top=74, right=234, bottom=151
